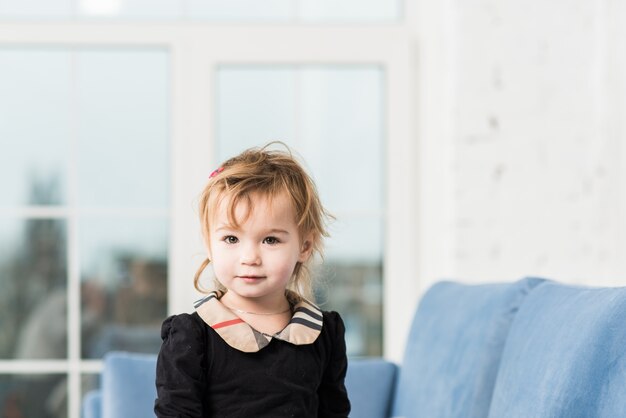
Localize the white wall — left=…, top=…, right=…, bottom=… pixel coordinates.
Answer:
left=415, top=0, right=626, bottom=291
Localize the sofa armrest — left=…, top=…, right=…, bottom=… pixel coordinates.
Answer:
left=82, top=390, right=102, bottom=418
left=346, top=358, right=398, bottom=418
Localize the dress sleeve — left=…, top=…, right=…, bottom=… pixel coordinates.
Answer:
left=317, top=311, right=351, bottom=418
left=154, top=314, right=206, bottom=418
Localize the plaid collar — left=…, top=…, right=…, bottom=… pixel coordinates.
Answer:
left=194, top=290, right=323, bottom=353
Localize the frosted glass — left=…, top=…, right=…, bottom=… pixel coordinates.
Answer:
left=75, top=49, right=170, bottom=208
left=0, top=50, right=70, bottom=206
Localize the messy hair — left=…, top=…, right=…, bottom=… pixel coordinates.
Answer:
left=194, top=142, right=331, bottom=302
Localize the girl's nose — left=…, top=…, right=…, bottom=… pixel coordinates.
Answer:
left=240, top=243, right=261, bottom=265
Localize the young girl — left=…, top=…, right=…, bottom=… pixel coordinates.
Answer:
left=154, top=144, right=351, bottom=417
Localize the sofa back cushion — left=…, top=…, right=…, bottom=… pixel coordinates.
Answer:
left=346, top=358, right=398, bottom=418
left=102, top=352, right=157, bottom=418
left=488, top=282, right=626, bottom=418
left=82, top=390, right=102, bottom=418
left=392, top=277, right=544, bottom=418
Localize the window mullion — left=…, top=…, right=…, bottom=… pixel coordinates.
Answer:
left=67, top=49, right=82, bottom=418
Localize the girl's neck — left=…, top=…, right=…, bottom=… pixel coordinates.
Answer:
left=220, top=291, right=291, bottom=315
left=219, top=291, right=293, bottom=335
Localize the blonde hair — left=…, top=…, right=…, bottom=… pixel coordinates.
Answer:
left=194, top=143, right=331, bottom=302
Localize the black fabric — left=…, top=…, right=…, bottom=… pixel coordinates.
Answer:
left=154, top=311, right=351, bottom=418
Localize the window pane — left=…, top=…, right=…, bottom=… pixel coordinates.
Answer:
left=76, top=49, right=170, bottom=208
left=320, top=261, right=382, bottom=356
left=0, top=374, right=67, bottom=418
left=298, top=0, right=401, bottom=22
left=80, top=217, right=168, bottom=359
left=0, top=218, right=67, bottom=359
left=0, top=0, right=71, bottom=18
left=217, top=66, right=384, bottom=213
left=326, top=216, right=383, bottom=262
left=217, top=65, right=384, bottom=356
left=322, top=216, right=383, bottom=356
left=0, top=0, right=400, bottom=21
left=0, top=50, right=70, bottom=206
left=77, top=0, right=182, bottom=19
left=217, top=67, right=296, bottom=148
left=299, top=68, right=384, bottom=213
left=188, top=0, right=291, bottom=21
left=81, top=373, right=99, bottom=400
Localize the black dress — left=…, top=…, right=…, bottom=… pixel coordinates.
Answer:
left=154, top=291, right=351, bottom=418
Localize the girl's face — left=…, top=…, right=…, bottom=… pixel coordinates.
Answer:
left=207, top=191, right=312, bottom=307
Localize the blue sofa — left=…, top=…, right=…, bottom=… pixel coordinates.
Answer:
left=83, top=278, right=626, bottom=417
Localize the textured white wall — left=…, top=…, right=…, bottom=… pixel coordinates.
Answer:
left=424, top=0, right=626, bottom=287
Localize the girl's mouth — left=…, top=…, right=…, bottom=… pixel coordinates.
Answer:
left=238, top=275, right=265, bottom=280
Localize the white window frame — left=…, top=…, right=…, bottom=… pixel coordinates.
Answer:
left=0, top=6, right=455, bottom=413
left=165, top=24, right=417, bottom=360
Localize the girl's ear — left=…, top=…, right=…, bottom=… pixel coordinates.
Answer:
left=298, top=234, right=314, bottom=262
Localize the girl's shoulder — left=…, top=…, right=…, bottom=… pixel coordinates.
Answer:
left=160, top=312, right=207, bottom=344
left=321, top=309, right=344, bottom=325
left=320, top=310, right=347, bottom=340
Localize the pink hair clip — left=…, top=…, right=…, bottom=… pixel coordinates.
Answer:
left=209, top=166, right=224, bottom=178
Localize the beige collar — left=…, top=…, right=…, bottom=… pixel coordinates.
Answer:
left=194, top=290, right=323, bottom=353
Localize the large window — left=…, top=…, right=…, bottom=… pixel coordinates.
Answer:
left=0, top=48, right=170, bottom=417
left=0, top=9, right=416, bottom=418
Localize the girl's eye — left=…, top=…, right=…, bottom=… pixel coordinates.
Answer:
left=223, top=236, right=238, bottom=244
left=263, top=236, right=280, bottom=245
